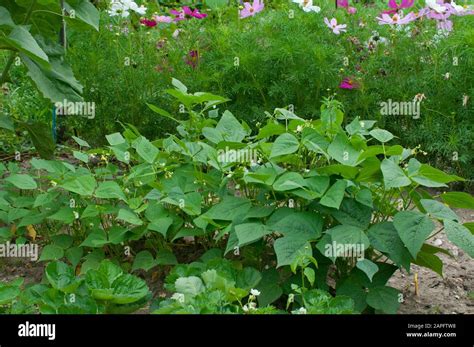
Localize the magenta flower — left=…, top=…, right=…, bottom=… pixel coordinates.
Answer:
left=337, top=0, right=357, bottom=14
left=383, top=0, right=414, bottom=15
left=339, top=77, right=359, bottom=90
left=154, top=15, right=173, bottom=23
left=184, top=50, right=199, bottom=69
left=240, top=0, right=265, bottom=19
left=324, top=17, right=347, bottom=35
left=140, top=18, right=157, bottom=27
left=170, top=6, right=207, bottom=21
left=377, top=12, right=417, bottom=25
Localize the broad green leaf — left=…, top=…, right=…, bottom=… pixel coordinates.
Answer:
left=420, top=199, right=459, bottom=221
left=216, top=111, right=247, bottom=142
left=106, top=132, right=126, bottom=146
left=64, top=0, right=100, bottom=31
left=134, top=136, right=158, bottom=164
left=270, top=133, right=299, bottom=158
left=413, top=251, right=443, bottom=276
left=5, top=174, right=37, bottom=189
left=366, top=286, right=400, bottom=314
left=19, top=121, right=56, bottom=159
left=369, top=129, right=394, bottom=143
left=60, top=174, right=96, bottom=196
left=331, top=198, right=372, bottom=230
left=73, top=150, right=89, bottom=163
left=304, top=267, right=315, bottom=286
left=356, top=259, right=379, bottom=282
left=440, top=192, right=474, bottom=210
left=117, top=209, right=143, bottom=226
left=444, top=220, right=474, bottom=258
left=80, top=229, right=108, bottom=248
left=267, top=211, right=322, bottom=240
left=71, top=136, right=90, bottom=148
left=273, top=172, right=306, bottom=191
left=132, top=251, right=156, bottom=272
left=175, top=276, right=205, bottom=297
left=6, top=26, right=49, bottom=65
left=381, top=159, right=411, bottom=189
left=327, top=133, right=361, bottom=166
left=45, top=261, right=80, bottom=293
left=325, top=225, right=370, bottom=254
left=95, top=181, right=126, bottom=200
left=368, top=222, right=412, bottom=271
left=393, top=211, right=434, bottom=258
left=235, top=223, right=271, bottom=247
left=320, top=180, right=346, bottom=209
left=0, top=284, right=20, bottom=305
left=39, top=245, right=65, bottom=261
left=0, top=6, right=15, bottom=27
left=273, top=237, right=312, bottom=268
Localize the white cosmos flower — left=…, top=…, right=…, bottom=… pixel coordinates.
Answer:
left=293, top=0, right=321, bottom=13
left=426, top=0, right=447, bottom=13
left=250, top=289, right=261, bottom=296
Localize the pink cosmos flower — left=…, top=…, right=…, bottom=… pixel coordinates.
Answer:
left=382, top=0, right=414, bottom=15
left=240, top=0, right=264, bottom=19
left=337, top=0, right=357, bottom=14
left=154, top=15, right=173, bottom=23
left=437, top=19, right=453, bottom=31
left=377, top=12, right=417, bottom=25
left=140, top=18, right=157, bottom=27
left=339, top=77, right=359, bottom=90
left=170, top=6, right=207, bottom=21
left=324, top=17, right=347, bottom=35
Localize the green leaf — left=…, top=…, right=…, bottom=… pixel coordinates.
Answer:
left=366, top=286, right=400, bottom=314
left=256, top=123, right=285, bottom=140
left=440, top=192, right=474, bottom=210
left=155, top=250, right=178, bottom=265
left=203, top=196, right=251, bottom=221
left=5, top=174, right=37, bottom=189
left=65, top=247, right=83, bottom=268
left=273, top=172, right=307, bottom=191
left=134, top=136, right=158, bottom=164
left=171, top=78, right=187, bottom=93
left=0, top=6, right=15, bottom=27
left=94, top=181, right=126, bottom=200
left=444, top=220, right=474, bottom=258
left=327, top=133, right=361, bottom=166
left=356, top=259, right=379, bottom=282
left=64, top=0, right=100, bottom=30
left=304, top=267, right=315, bottom=286
left=216, top=110, right=247, bottom=142
left=80, top=229, right=108, bottom=248
left=39, top=245, right=64, bottom=261
left=273, top=237, right=312, bottom=268
left=45, top=261, right=80, bottom=293
left=236, top=267, right=262, bottom=290
left=117, top=209, right=143, bottom=226
left=421, top=199, right=459, bottom=221
left=267, top=211, right=322, bottom=240
left=175, top=276, right=205, bottom=297
left=270, top=133, right=299, bottom=158
left=73, top=150, right=89, bottom=163
left=235, top=223, right=271, bottom=247
left=331, top=198, right=372, bottom=230
left=320, top=180, right=346, bottom=209
left=148, top=217, right=173, bottom=237
left=0, top=115, right=14, bottom=131
left=368, top=222, right=412, bottom=271
left=110, top=274, right=149, bottom=304
left=369, top=129, right=394, bottom=143
left=19, top=121, right=55, bottom=159
left=5, top=26, right=49, bottom=65
left=393, top=211, right=434, bottom=258
left=0, top=284, right=20, bottom=305
left=413, top=251, right=443, bottom=276
left=71, top=135, right=90, bottom=148
left=132, top=251, right=156, bottom=272
left=106, top=132, right=126, bottom=146
left=325, top=225, right=370, bottom=254
left=381, top=159, right=411, bottom=189
left=60, top=174, right=96, bottom=196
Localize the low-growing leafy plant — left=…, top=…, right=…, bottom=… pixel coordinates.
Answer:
left=0, top=259, right=150, bottom=314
